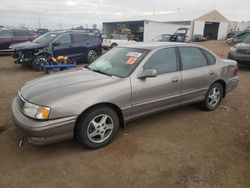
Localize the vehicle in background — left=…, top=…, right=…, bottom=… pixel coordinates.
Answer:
left=152, top=34, right=172, bottom=42
left=227, top=31, right=240, bottom=39
left=227, top=31, right=250, bottom=46
left=0, top=29, right=37, bottom=50
left=36, top=28, right=49, bottom=36
left=193, top=34, right=207, bottom=42
left=11, top=43, right=239, bottom=149
left=228, top=35, right=250, bottom=65
left=102, top=34, right=136, bottom=49
left=10, top=30, right=102, bottom=71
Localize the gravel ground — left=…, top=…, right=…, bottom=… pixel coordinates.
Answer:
left=0, top=41, right=249, bottom=188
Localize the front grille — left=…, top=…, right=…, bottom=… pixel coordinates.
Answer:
left=17, top=92, right=25, bottom=110
left=237, top=49, right=250, bottom=54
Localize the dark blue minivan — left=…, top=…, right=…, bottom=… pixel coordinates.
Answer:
left=10, top=30, right=102, bottom=71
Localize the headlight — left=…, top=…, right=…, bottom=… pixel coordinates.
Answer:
left=18, top=93, right=51, bottom=120
left=23, top=102, right=50, bottom=120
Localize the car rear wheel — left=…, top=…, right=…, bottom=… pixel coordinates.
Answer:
left=32, top=55, right=47, bottom=71
left=201, top=83, right=223, bottom=111
left=87, top=50, right=99, bottom=64
left=75, top=106, right=119, bottom=149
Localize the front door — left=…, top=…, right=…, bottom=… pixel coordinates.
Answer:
left=53, top=33, right=73, bottom=58
left=131, top=48, right=181, bottom=119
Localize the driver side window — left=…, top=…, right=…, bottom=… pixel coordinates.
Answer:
left=55, top=33, right=71, bottom=45
left=144, top=48, right=178, bottom=74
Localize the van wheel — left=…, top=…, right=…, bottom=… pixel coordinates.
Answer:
left=201, top=83, right=223, bottom=111
left=111, top=43, right=117, bottom=48
left=75, top=106, right=119, bottom=149
left=87, top=50, right=98, bottom=64
left=32, top=55, right=47, bottom=71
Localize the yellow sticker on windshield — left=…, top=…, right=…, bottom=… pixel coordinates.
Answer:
left=126, top=57, right=138, bottom=65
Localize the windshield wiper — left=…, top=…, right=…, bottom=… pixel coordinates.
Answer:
left=89, top=68, right=112, bottom=77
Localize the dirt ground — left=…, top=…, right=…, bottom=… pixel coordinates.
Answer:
left=0, top=41, right=249, bottom=188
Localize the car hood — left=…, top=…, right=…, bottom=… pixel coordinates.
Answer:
left=20, top=68, right=119, bottom=106
left=9, top=41, right=48, bottom=50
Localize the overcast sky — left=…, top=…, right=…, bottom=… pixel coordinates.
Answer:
left=0, top=0, right=250, bottom=29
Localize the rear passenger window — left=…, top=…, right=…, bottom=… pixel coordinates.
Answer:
left=72, top=34, right=89, bottom=43
left=55, top=33, right=71, bottom=44
left=14, top=30, right=29, bottom=36
left=179, top=47, right=207, bottom=70
left=144, top=48, right=177, bottom=74
left=203, top=49, right=216, bottom=65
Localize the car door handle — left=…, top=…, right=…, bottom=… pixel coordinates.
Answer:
left=209, top=71, right=215, bottom=75
left=171, top=78, right=179, bottom=83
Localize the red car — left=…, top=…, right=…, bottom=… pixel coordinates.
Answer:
left=0, top=29, right=37, bottom=50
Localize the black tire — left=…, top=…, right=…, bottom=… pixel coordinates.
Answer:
left=87, top=50, right=99, bottom=64
left=201, top=83, right=223, bottom=111
left=75, top=106, right=119, bottom=149
left=32, top=55, right=47, bottom=71
left=111, top=43, right=118, bottom=48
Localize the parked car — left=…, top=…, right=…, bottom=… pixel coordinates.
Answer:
left=193, top=34, right=207, bottom=42
left=36, top=28, right=49, bottom=36
left=10, top=30, right=102, bottom=71
left=228, top=35, right=250, bottom=65
left=102, top=34, right=136, bottom=49
left=0, top=29, right=37, bottom=50
left=11, top=42, right=239, bottom=149
left=227, top=31, right=240, bottom=39
left=227, top=31, right=250, bottom=46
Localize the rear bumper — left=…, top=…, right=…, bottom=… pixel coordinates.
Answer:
left=226, top=76, right=239, bottom=93
left=11, top=97, right=77, bottom=145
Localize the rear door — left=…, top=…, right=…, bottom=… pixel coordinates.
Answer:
left=13, top=30, right=31, bottom=43
left=53, top=33, right=72, bottom=57
left=131, top=47, right=181, bottom=118
left=178, top=47, right=216, bottom=105
left=0, top=30, right=13, bottom=49
left=71, top=33, right=92, bottom=60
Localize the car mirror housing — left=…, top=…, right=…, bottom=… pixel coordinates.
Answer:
left=137, top=69, right=157, bottom=79
left=53, top=41, right=61, bottom=46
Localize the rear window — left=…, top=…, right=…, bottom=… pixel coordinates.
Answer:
left=202, top=49, right=216, bottom=65
left=179, top=47, right=208, bottom=70
left=72, top=33, right=89, bottom=43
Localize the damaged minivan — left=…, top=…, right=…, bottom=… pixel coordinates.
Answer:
left=10, top=30, right=102, bottom=71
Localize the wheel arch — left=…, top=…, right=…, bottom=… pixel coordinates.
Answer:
left=212, top=79, right=226, bottom=98
left=74, top=102, right=125, bottom=137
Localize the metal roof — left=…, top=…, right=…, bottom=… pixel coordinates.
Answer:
left=105, top=10, right=214, bottom=23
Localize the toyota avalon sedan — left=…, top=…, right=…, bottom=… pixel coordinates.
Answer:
left=11, top=42, right=239, bottom=149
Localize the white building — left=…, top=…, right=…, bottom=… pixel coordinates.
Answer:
left=103, top=10, right=230, bottom=42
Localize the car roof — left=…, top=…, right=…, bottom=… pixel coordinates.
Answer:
left=119, top=42, right=199, bottom=50
left=48, top=30, right=96, bottom=35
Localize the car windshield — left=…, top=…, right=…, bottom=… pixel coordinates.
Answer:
left=88, top=47, right=149, bottom=78
left=243, top=35, right=250, bottom=43
left=33, top=32, right=60, bottom=44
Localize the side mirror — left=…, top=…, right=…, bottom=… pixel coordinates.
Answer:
left=53, top=41, right=61, bottom=46
left=137, top=69, right=157, bottom=79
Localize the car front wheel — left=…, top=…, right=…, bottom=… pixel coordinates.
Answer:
left=201, top=83, right=223, bottom=111
left=75, top=106, right=119, bottom=149
left=32, top=55, right=48, bottom=71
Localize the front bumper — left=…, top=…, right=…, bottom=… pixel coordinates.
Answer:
left=11, top=97, right=77, bottom=145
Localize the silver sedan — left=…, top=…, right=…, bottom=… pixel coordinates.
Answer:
left=11, top=42, right=239, bottom=149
